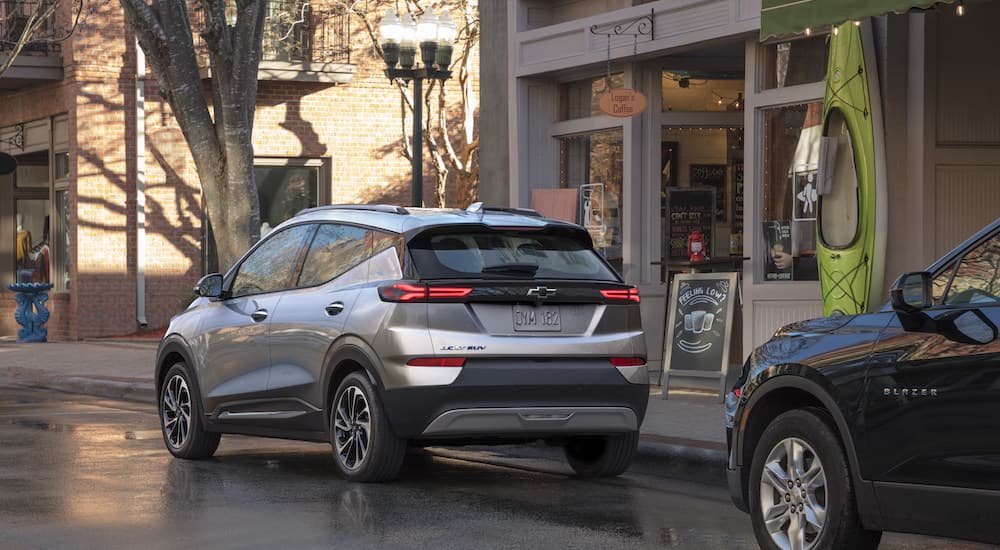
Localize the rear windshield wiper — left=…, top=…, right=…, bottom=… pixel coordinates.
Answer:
left=481, top=263, right=539, bottom=276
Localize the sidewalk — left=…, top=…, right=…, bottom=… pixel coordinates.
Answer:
left=0, top=339, right=728, bottom=484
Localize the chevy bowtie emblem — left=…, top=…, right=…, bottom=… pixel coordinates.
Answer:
left=527, top=286, right=557, bottom=299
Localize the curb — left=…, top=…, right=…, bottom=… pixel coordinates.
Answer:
left=5, top=373, right=156, bottom=405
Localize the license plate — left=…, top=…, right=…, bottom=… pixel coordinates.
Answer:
left=513, top=304, right=561, bottom=332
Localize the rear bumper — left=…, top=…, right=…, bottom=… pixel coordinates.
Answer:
left=380, top=358, right=649, bottom=439
left=421, top=406, right=638, bottom=436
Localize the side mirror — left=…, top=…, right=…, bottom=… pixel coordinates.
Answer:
left=194, top=273, right=224, bottom=298
left=890, top=272, right=932, bottom=313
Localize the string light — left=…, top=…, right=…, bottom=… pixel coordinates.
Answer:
left=832, top=25, right=839, bottom=36
left=956, top=1, right=965, bottom=16
left=853, top=20, right=861, bottom=26
left=804, top=27, right=812, bottom=36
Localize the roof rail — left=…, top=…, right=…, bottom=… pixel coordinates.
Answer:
left=480, top=205, right=543, bottom=217
left=297, top=204, right=410, bottom=216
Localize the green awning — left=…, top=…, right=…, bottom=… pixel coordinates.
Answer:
left=761, top=0, right=954, bottom=39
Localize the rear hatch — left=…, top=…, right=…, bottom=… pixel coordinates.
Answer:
left=401, top=226, right=643, bottom=355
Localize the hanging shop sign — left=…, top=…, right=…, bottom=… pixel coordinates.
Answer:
left=598, top=88, right=648, bottom=117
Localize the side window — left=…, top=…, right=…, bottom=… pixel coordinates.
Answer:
left=369, top=232, right=405, bottom=282
left=298, top=224, right=371, bottom=287
left=932, top=263, right=955, bottom=305
left=231, top=224, right=315, bottom=298
left=945, top=233, right=1000, bottom=305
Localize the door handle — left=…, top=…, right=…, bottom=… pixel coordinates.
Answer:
left=325, top=302, right=345, bottom=316
left=251, top=309, right=268, bottom=322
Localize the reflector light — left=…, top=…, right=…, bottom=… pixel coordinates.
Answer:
left=600, top=287, right=640, bottom=303
left=609, top=357, right=646, bottom=367
left=406, top=357, right=466, bottom=367
left=427, top=286, right=473, bottom=298
left=733, top=388, right=742, bottom=398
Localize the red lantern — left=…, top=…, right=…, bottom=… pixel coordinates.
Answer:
left=688, top=229, right=707, bottom=262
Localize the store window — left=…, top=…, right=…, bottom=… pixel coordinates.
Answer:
left=662, top=70, right=744, bottom=112
left=559, top=73, right=624, bottom=120
left=556, top=128, right=624, bottom=273
left=205, top=159, right=327, bottom=273
left=760, top=101, right=823, bottom=282
left=762, top=35, right=829, bottom=90
left=256, top=164, right=319, bottom=236
left=14, top=199, right=51, bottom=284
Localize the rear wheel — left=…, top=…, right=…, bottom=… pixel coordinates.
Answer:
left=564, top=431, right=638, bottom=477
left=159, top=363, right=220, bottom=459
left=330, top=372, right=406, bottom=482
left=749, top=409, right=880, bottom=550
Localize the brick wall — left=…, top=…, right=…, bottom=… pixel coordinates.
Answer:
left=0, top=0, right=481, bottom=339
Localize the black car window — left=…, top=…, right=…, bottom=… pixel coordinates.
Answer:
left=231, top=224, right=315, bottom=298
left=297, top=224, right=371, bottom=287
left=408, top=228, right=620, bottom=281
left=932, top=263, right=955, bottom=305
left=944, top=232, right=1000, bottom=306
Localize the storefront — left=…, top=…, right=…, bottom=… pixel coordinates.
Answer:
left=502, top=0, right=1000, bottom=386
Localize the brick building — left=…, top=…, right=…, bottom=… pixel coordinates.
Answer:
left=0, top=0, right=479, bottom=340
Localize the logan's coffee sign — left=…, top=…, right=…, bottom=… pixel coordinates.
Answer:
left=598, top=88, right=647, bottom=117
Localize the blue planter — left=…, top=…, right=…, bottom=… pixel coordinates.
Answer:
left=7, top=282, right=54, bottom=343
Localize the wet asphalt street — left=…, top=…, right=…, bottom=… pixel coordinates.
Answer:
left=0, top=386, right=991, bottom=550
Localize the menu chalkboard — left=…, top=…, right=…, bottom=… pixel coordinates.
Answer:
left=690, top=164, right=727, bottom=222
left=665, top=187, right=715, bottom=260
left=662, top=273, right=739, bottom=396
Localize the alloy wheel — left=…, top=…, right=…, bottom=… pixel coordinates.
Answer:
left=334, top=385, right=371, bottom=470
left=759, top=437, right=828, bottom=550
left=162, top=374, right=192, bottom=449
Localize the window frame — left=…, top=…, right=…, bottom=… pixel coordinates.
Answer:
left=227, top=222, right=318, bottom=299
left=295, top=222, right=375, bottom=289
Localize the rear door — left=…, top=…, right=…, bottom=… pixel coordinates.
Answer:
left=865, top=228, right=1000, bottom=540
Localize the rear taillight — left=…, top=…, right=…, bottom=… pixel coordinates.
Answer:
left=378, top=283, right=472, bottom=302
left=609, top=357, right=646, bottom=367
left=601, top=287, right=640, bottom=303
left=406, top=357, right=466, bottom=367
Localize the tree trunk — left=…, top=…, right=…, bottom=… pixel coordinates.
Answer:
left=119, top=0, right=265, bottom=271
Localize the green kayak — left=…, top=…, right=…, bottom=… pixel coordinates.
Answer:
left=818, top=21, right=887, bottom=316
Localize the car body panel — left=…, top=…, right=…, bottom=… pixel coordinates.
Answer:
left=726, top=216, right=1000, bottom=544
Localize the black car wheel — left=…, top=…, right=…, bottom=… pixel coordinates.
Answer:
left=330, top=372, right=406, bottom=482
left=564, top=431, right=638, bottom=477
left=159, top=363, right=221, bottom=459
left=749, top=409, right=880, bottom=550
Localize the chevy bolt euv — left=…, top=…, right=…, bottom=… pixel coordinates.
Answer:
left=156, top=204, right=648, bottom=482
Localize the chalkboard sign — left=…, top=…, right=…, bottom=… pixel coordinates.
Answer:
left=662, top=273, right=739, bottom=398
left=690, top=164, right=727, bottom=222
left=665, top=187, right=714, bottom=260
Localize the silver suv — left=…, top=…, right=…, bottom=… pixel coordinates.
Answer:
left=156, top=204, right=648, bottom=482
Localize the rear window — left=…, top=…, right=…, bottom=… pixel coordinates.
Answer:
left=408, top=229, right=620, bottom=281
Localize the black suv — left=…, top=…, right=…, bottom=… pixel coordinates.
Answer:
left=726, top=217, right=1000, bottom=549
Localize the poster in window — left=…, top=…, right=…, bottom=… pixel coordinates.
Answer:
left=732, top=161, right=744, bottom=231
left=763, top=220, right=793, bottom=280
left=690, top=164, right=727, bottom=223
left=793, top=170, right=818, bottom=221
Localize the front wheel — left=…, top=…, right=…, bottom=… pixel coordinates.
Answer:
left=159, top=363, right=220, bottom=459
left=330, top=372, right=406, bottom=482
left=564, top=431, right=638, bottom=477
left=749, top=409, right=880, bottom=550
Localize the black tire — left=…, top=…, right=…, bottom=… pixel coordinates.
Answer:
left=564, top=431, right=638, bottom=477
left=329, top=372, right=406, bottom=483
left=749, top=409, right=881, bottom=550
left=159, top=363, right=221, bottom=459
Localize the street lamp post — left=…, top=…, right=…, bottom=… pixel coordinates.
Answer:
left=379, top=9, right=456, bottom=207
